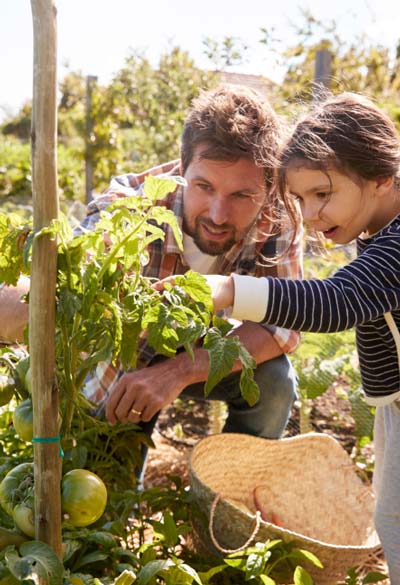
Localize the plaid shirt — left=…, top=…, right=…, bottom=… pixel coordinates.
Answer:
left=81, top=160, right=303, bottom=405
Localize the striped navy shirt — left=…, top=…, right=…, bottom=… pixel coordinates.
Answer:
left=235, top=216, right=400, bottom=404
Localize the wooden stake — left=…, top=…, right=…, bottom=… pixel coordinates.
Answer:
left=30, top=0, right=62, bottom=556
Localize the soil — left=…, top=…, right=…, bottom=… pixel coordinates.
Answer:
left=144, top=385, right=389, bottom=583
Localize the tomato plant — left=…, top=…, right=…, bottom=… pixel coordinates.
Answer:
left=61, top=469, right=107, bottom=528
left=0, top=176, right=262, bottom=584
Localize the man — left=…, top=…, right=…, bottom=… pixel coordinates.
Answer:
left=1, top=85, right=302, bottom=479
left=81, top=85, right=301, bottom=454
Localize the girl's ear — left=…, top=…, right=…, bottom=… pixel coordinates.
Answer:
left=376, top=175, right=394, bottom=195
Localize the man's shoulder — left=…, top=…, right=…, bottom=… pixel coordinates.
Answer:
left=107, top=159, right=181, bottom=192
left=87, top=160, right=182, bottom=214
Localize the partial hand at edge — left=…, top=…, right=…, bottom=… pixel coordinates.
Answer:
left=152, top=274, right=235, bottom=313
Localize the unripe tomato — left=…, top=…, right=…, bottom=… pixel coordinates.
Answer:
left=0, top=374, right=15, bottom=406
left=13, top=502, right=35, bottom=537
left=13, top=399, right=33, bottom=442
left=24, top=367, right=32, bottom=394
left=14, top=356, right=30, bottom=392
left=61, top=469, right=107, bottom=527
left=0, top=462, right=34, bottom=517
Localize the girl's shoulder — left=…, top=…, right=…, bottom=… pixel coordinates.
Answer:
left=379, top=215, right=400, bottom=238
left=358, top=215, right=400, bottom=254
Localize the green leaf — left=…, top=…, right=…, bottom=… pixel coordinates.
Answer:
left=86, top=530, right=118, bottom=548
left=113, top=569, right=136, bottom=585
left=149, top=206, right=183, bottom=250
left=73, top=551, right=109, bottom=570
left=238, top=370, right=260, bottom=406
left=0, top=212, right=31, bottom=284
left=151, top=512, right=179, bottom=547
left=175, top=562, right=203, bottom=585
left=137, top=559, right=173, bottom=585
left=5, top=541, right=64, bottom=585
left=143, top=175, right=178, bottom=202
left=290, top=549, right=323, bottom=569
left=294, top=565, right=314, bottom=585
left=203, top=329, right=239, bottom=395
left=198, top=564, right=227, bottom=582
left=260, top=575, right=276, bottom=585
left=362, top=571, right=389, bottom=583
left=174, top=270, right=214, bottom=313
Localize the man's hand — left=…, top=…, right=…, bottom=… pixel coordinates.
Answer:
left=153, top=274, right=235, bottom=313
left=105, top=358, right=191, bottom=425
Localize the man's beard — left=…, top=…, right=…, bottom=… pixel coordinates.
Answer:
left=183, top=216, right=237, bottom=256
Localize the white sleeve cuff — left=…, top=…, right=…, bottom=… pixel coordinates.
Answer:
left=231, top=274, right=269, bottom=322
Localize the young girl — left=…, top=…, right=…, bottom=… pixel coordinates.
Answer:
left=205, top=92, right=400, bottom=583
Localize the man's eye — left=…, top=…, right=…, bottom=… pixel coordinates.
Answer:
left=197, top=183, right=210, bottom=191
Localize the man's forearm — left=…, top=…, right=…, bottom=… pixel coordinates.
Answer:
left=0, top=277, right=30, bottom=343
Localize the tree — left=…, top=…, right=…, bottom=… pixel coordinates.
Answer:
left=258, top=9, right=400, bottom=125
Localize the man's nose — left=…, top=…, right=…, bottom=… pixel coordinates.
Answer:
left=208, top=197, right=229, bottom=225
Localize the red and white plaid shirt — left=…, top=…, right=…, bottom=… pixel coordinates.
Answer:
left=80, top=160, right=303, bottom=405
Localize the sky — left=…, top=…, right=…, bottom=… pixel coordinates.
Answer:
left=1, top=0, right=400, bottom=122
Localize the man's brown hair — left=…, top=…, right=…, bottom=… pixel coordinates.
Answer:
left=181, top=84, right=282, bottom=192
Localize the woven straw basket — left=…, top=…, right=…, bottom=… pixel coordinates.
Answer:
left=189, top=432, right=381, bottom=585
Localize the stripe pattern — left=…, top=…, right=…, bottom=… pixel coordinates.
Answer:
left=265, top=217, right=400, bottom=400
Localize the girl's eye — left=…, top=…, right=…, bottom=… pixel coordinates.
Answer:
left=316, top=191, right=330, bottom=199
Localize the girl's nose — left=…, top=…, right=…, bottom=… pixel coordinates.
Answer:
left=302, top=200, right=322, bottom=224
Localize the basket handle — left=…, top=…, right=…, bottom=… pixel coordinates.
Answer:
left=208, top=493, right=262, bottom=554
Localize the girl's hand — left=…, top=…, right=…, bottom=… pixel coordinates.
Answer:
left=153, top=274, right=235, bottom=312
left=203, top=275, right=234, bottom=312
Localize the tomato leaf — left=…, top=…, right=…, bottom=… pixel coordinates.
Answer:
left=113, top=569, right=136, bottom=585
left=5, top=541, right=64, bottom=585
left=203, top=328, right=239, bottom=395
left=290, top=549, right=323, bottom=569
left=137, top=559, right=173, bottom=585
left=143, top=175, right=179, bottom=203
left=73, top=551, right=109, bottom=570
left=293, top=565, right=314, bottom=585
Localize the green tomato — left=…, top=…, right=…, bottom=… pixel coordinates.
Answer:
left=14, top=356, right=30, bottom=391
left=13, top=502, right=35, bottom=538
left=0, top=374, right=15, bottom=407
left=13, top=399, right=33, bottom=442
left=61, top=469, right=107, bottom=527
left=24, top=367, right=32, bottom=394
left=0, top=462, right=34, bottom=517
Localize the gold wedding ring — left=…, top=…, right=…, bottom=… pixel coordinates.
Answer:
left=130, top=408, right=142, bottom=416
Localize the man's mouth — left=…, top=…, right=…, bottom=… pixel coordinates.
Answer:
left=200, top=222, right=231, bottom=240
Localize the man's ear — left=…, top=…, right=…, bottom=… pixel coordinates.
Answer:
left=376, top=175, right=394, bottom=196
